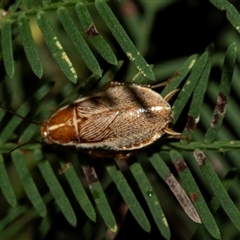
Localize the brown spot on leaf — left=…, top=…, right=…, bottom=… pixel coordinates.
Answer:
left=185, top=115, right=197, bottom=132
left=216, top=93, right=227, bottom=115
left=174, top=160, right=187, bottom=172
left=193, top=150, right=205, bottom=166
left=82, top=166, right=98, bottom=183
left=86, top=24, right=99, bottom=37
left=211, top=114, right=219, bottom=127
left=191, top=192, right=199, bottom=202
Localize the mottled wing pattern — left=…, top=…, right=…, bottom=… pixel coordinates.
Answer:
left=80, top=108, right=168, bottom=150
left=75, top=97, right=110, bottom=118
left=107, top=109, right=167, bottom=149
left=76, top=85, right=161, bottom=118
left=77, top=85, right=171, bottom=150
left=80, top=111, right=118, bottom=141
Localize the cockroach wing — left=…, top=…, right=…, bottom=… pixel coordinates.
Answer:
left=79, top=108, right=170, bottom=151
left=75, top=96, right=110, bottom=118
left=80, top=111, right=118, bottom=141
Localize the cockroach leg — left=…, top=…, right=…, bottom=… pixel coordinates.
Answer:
left=164, top=89, right=180, bottom=102
left=163, top=126, right=181, bottom=138
left=151, top=71, right=180, bottom=89
left=114, top=152, right=133, bottom=161
left=58, top=162, right=71, bottom=174
left=87, top=149, right=133, bottom=161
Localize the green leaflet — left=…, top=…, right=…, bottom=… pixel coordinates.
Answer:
left=1, top=21, right=14, bottom=78
left=76, top=3, right=117, bottom=65
left=18, top=14, right=43, bottom=78
left=12, top=150, right=47, bottom=217
left=106, top=161, right=150, bottom=233
left=34, top=149, right=77, bottom=227
left=57, top=7, right=102, bottom=77
left=36, top=11, right=78, bottom=83
left=95, top=0, right=155, bottom=81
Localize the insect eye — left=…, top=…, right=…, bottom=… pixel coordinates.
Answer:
left=41, top=131, right=53, bottom=144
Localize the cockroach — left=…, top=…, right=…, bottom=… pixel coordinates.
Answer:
left=2, top=81, right=203, bottom=224
left=40, top=81, right=181, bottom=160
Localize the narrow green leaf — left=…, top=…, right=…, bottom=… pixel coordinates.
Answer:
left=181, top=44, right=214, bottom=140
left=11, top=150, right=47, bottom=217
left=18, top=14, right=43, bottom=78
left=0, top=154, right=16, bottom=207
left=75, top=3, right=117, bottom=65
left=171, top=52, right=209, bottom=124
left=204, top=42, right=237, bottom=143
left=59, top=161, right=96, bottom=222
left=149, top=153, right=201, bottom=223
left=1, top=20, right=14, bottom=78
left=194, top=150, right=240, bottom=231
left=193, top=167, right=236, bottom=240
left=106, top=162, right=150, bottom=233
left=170, top=150, right=221, bottom=239
left=57, top=7, right=102, bottom=77
left=130, top=156, right=167, bottom=235
left=209, top=0, right=240, bottom=34
left=36, top=11, right=78, bottom=83
left=81, top=159, right=116, bottom=231
left=160, top=54, right=198, bottom=97
left=89, top=181, right=117, bottom=232
left=0, top=83, right=52, bottom=143
left=34, top=149, right=77, bottom=227
left=210, top=168, right=238, bottom=212
left=95, top=0, right=155, bottom=81
left=149, top=153, right=172, bottom=179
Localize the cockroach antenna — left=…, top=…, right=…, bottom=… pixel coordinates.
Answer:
left=0, top=105, right=41, bottom=125
left=0, top=105, right=43, bottom=155
left=4, top=141, right=42, bottom=156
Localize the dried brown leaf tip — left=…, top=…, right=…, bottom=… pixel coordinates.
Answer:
left=165, top=174, right=201, bottom=223
left=216, top=93, right=227, bottom=115
left=211, top=114, right=219, bottom=127
left=185, top=115, right=200, bottom=132
left=82, top=166, right=99, bottom=183
left=210, top=93, right=227, bottom=127
left=193, top=150, right=206, bottom=166
left=86, top=24, right=99, bottom=37
left=174, top=159, right=188, bottom=173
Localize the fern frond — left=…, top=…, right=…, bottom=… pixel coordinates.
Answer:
left=0, top=0, right=154, bottom=82
left=1, top=1, right=240, bottom=239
